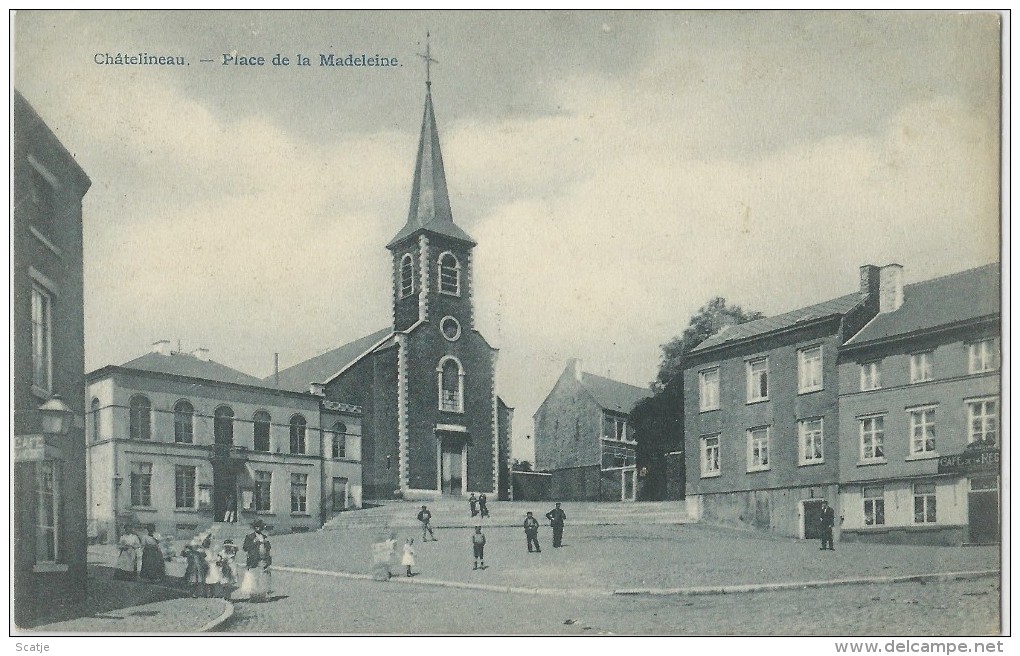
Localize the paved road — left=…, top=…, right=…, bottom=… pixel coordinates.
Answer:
left=222, top=568, right=1000, bottom=635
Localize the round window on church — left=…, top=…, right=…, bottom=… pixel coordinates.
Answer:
left=441, top=316, right=461, bottom=342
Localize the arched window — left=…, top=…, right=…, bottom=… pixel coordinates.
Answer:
left=437, top=357, right=464, bottom=413
left=129, top=395, right=151, bottom=441
left=332, top=421, right=347, bottom=459
left=214, top=406, right=234, bottom=446
left=290, top=414, right=307, bottom=454
left=400, top=253, right=415, bottom=298
left=90, top=398, right=101, bottom=442
left=438, top=252, right=460, bottom=296
left=253, top=411, right=271, bottom=452
left=174, top=400, right=195, bottom=444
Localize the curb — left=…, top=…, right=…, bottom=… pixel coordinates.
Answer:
left=197, top=599, right=235, bottom=632
left=613, top=569, right=1001, bottom=596
left=275, top=565, right=611, bottom=598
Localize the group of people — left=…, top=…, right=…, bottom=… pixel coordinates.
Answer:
left=115, top=523, right=169, bottom=581
left=524, top=503, right=567, bottom=552
left=114, top=518, right=275, bottom=603
left=467, top=493, right=490, bottom=518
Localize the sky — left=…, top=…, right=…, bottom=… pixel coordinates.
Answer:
left=13, top=10, right=1003, bottom=462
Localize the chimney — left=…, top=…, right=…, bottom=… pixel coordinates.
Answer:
left=859, top=264, right=881, bottom=301
left=191, top=347, right=210, bottom=361
left=570, top=358, right=584, bottom=382
left=151, top=340, right=172, bottom=356
left=309, top=383, right=325, bottom=396
left=274, top=353, right=280, bottom=388
left=879, top=264, right=904, bottom=313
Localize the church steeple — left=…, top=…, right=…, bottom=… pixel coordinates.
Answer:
left=387, top=40, right=475, bottom=250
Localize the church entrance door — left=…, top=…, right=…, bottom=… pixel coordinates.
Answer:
left=440, top=442, right=464, bottom=495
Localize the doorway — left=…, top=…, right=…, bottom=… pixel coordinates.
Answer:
left=622, top=468, right=636, bottom=501
left=801, top=499, right=825, bottom=540
left=440, top=442, right=464, bottom=495
left=968, top=476, right=999, bottom=544
left=212, top=463, right=237, bottom=522
left=332, top=477, right=349, bottom=512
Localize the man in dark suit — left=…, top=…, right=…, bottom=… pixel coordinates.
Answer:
left=820, top=500, right=836, bottom=551
left=546, top=502, right=567, bottom=548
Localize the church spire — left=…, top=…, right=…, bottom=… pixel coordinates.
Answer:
left=387, top=36, right=475, bottom=249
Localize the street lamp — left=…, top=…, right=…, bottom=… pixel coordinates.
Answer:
left=38, top=394, right=74, bottom=436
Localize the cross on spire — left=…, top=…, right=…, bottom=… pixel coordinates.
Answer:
left=417, top=31, right=438, bottom=86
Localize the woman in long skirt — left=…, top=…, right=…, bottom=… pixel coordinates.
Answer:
left=216, top=540, right=239, bottom=600
left=240, top=520, right=272, bottom=602
left=114, top=525, right=141, bottom=580
left=139, top=524, right=165, bottom=581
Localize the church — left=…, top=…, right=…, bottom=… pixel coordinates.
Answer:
left=272, top=74, right=508, bottom=501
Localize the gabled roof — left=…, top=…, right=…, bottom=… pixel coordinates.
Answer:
left=691, top=293, right=863, bottom=354
left=845, top=263, right=1000, bottom=347
left=117, top=352, right=266, bottom=387
left=270, top=328, right=392, bottom=393
left=580, top=372, right=653, bottom=414
left=387, top=85, right=476, bottom=249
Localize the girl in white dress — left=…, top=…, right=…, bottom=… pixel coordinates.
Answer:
left=401, top=538, right=416, bottom=577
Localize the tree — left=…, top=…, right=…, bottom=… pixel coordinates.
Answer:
left=632, top=297, right=764, bottom=500
left=511, top=459, right=534, bottom=472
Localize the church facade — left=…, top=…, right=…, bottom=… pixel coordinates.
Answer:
left=273, top=82, right=503, bottom=500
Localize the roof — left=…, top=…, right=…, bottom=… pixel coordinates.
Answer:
left=845, top=263, right=1000, bottom=347
left=691, top=293, right=863, bottom=354
left=117, top=352, right=266, bottom=387
left=580, top=372, right=653, bottom=414
left=270, top=328, right=392, bottom=393
left=387, top=85, right=476, bottom=249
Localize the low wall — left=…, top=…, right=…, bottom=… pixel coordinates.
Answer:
left=840, top=525, right=968, bottom=547
left=512, top=472, right=551, bottom=501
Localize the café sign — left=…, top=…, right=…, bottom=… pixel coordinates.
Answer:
left=13, top=434, right=63, bottom=462
left=937, top=442, right=1000, bottom=474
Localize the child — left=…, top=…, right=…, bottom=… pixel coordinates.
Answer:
left=401, top=538, right=416, bottom=577
left=472, top=526, right=486, bottom=570
left=216, top=539, right=239, bottom=599
left=181, top=536, right=208, bottom=598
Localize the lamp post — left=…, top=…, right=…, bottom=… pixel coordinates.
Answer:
left=38, top=394, right=74, bottom=436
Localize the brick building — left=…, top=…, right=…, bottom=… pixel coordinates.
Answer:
left=683, top=266, right=884, bottom=538
left=837, top=264, right=1000, bottom=545
left=272, top=81, right=505, bottom=500
left=12, top=90, right=92, bottom=626
left=86, top=345, right=363, bottom=541
left=534, top=359, right=652, bottom=501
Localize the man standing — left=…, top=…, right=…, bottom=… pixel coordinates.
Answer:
left=418, top=505, right=437, bottom=541
left=546, top=502, right=567, bottom=548
left=819, top=500, right=836, bottom=551
left=472, top=526, right=486, bottom=570
left=523, top=511, right=541, bottom=553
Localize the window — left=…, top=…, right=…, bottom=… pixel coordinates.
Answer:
left=438, top=252, right=461, bottom=295
left=31, top=285, right=52, bottom=393
left=130, top=462, right=152, bottom=507
left=254, top=471, right=272, bottom=512
left=798, top=418, right=824, bottom=464
left=253, top=411, right=271, bottom=452
left=129, top=395, right=152, bottom=441
left=913, top=482, right=936, bottom=524
left=699, top=368, right=720, bottom=411
left=332, top=422, right=347, bottom=458
left=291, top=473, right=308, bottom=513
left=968, top=339, right=997, bottom=374
left=603, top=414, right=628, bottom=441
left=910, top=351, right=934, bottom=383
left=36, top=461, right=60, bottom=562
left=214, top=406, right=234, bottom=446
left=175, top=465, right=196, bottom=508
left=399, top=253, right=414, bottom=298
left=798, top=346, right=823, bottom=393
left=863, top=485, right=885, bottom=526
left=90, top=398, right=101, bottom=442
left=967, top=399, right=997, bottom=445
left=602, top=442, right=636, bottom=469
left=701, top=435, right=720, bottom=477
left=746, top=427, right=770, bottom=471
left=438, top=357, right=464, bottom=412
left=909, top=407, right=937, bottom=455
left=173, top=400, right=194, bottom=444
left=859, top=415, right=885, bottom=461
left=746, top=357, right=769, bottom=402
left=289, top=415, right=307, bottom=454
left=860, top=361, right=881, bottom=391
left=29, top=165, right=56, bottom=229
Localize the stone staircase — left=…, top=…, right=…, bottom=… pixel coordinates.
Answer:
left=321, top=499, right=689, bottom=532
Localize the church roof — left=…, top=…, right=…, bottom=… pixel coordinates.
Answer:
left=270, top=328, right=393, bottom=393
left=117, top=351, right=266, bottom=387
left=690, top=293, right=863, bottom=354
left=844, top=263, right=999, bottom=347
left=387, top=85, right=476, bottom=249
left=580, top=372, right=653, bottom=414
